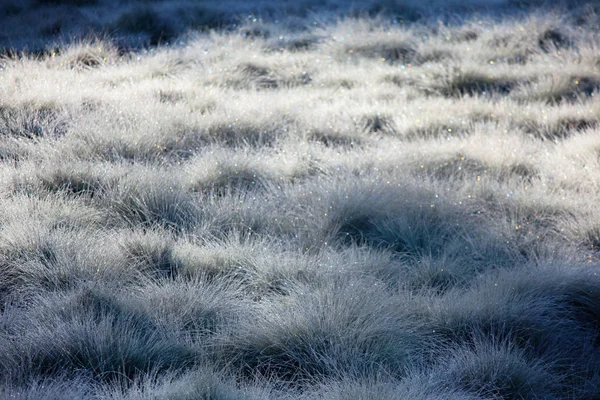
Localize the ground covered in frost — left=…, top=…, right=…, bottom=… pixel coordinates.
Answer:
left=1, top=1, right=600, bottom=399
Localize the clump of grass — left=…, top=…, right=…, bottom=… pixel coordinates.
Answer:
left=520, top=116, right=598, bottom=141
left=515, top=74, right=600, bottom=103
left=358, top=113, right=397, bottom=136
left=225, top=62, right=311, bottom=90
left=203, top=118, right=284, bottom=147
left=430, top=265, right=600, bottom=370
left=137, top=278, right=248, bottom=340
left=53, top=39, right=119, bottom=70
left=0, top=223, right=134, bottom=307
left=0, top=136, right=39, bottom=162
left=120, top=229, right=178, bottom=279
left=422, top=68, right=519, bottom=98
left=19, top=161, right=123, bottom=198
left=0, top=103, right=68, bottom=139
left=440, top=336, right=557, bottom=399
left=327, top=21, right=417, bottom=65
left=103, top=170, right=199, bottom=231
left=217, top=278, right=432, bottom=383
left=1, top=288, right=197, bottom=383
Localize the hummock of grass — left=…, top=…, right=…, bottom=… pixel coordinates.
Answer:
left=2, top=1, right=600, bottom=399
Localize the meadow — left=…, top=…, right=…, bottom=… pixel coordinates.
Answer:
left=1, top=0, right=600, bottom=398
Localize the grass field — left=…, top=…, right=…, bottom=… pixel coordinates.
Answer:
left=2, top=1, right=600, bottom=398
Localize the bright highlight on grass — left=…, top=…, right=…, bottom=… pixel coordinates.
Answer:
left=1, top=1, right=600, bottom=398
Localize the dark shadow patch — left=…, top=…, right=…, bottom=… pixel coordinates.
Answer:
left=1, top=2, right=24, bottom=16
left=504, top=162, right=539, bottom=183
left=382, top=74, right=406, bottom=87
left=157, top=90, right=185, bottom=104
left=239, top=25, right=270, bottom=39
left=415, top=49, right=454, bottom=64
left=226, top=62, right=311, bottom=90
left=359, top=114, right=397, bottom=135
left=338, top=214, right=374, bottom=247
left=182, top=6, right=225, bottom=32
left=538, top=27, right=570, bottom=52
left=114, top=7, right=175, bottom=46
left=336, top=205, right=451, bottom=259
left=283, top=36, right=321, bottom=51
left=331, top=79, right=356, bottom=89
left=434, top=71, right=517, bottom=97
left=236, top=63, right=278, bottom=89
left=521, top=117, right=599, bottom=141
left=306, top=129, right=361, bottom=147
left=360, top=3, right=423, bottom=21
left=563, top=77, right=600, bottom=101
left=506, top=54, right=530, bottom=64
left=68, top=52, right=102, bottom=69
left=81, top=98, right=102, bottom=112
left=455, top=30, right=479, bottom=42
left=483, top=34, right=535, bottom=64
left=193, top=168, right=266, bottom=197
left=486, top=34, right=512, bottom=48
left=205, top=122, right=280, bottom=147
left=403, top=124, right=466, bottom=141
left=403, top=256, right=461, bottom=293
left=122, top=233, right=178, bottom=279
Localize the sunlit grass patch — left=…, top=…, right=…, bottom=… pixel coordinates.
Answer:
left=47, top=39, right=120, bottom=70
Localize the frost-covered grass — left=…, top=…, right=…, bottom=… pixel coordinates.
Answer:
left=1, top=1, right=600, bottom=398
